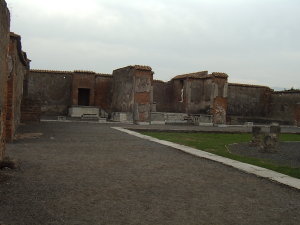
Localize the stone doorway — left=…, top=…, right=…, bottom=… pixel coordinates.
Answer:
left=78, top=88, right=90, bottom=106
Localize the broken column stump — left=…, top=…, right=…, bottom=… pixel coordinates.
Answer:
left=250, top=125, right=281, bottom=152
left=250, top=126, right=262, bottom=147
left=260, top=125, right=281, bottom=153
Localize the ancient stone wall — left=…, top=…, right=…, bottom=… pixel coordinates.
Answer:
left=27, top=70, right=72, bottom=116
left=95, top=75, right=113, bottom=113
left=227, top=83, right=272, bottom=119
left=269, top=91, right=300, bottom=125
left=111, top=65, right=153, bottom=123
left=72, top=71, right=96, bottom=106
left=162, top=71, right=228, bottom=124
left=295, top=103, right=300, bottom=127
left=186, top=78, right=213, bottom=114
left=0, top=0, right=10, bottom=160
left=171, top=79, right=187, bottom=113
left=152, top=80, right=173, bottom=112
left=5, top=33, right=30, bottom=141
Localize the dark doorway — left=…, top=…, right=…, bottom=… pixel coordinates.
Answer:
left=78, top=88, right=90, bottom=106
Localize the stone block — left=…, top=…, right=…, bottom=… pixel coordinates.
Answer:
left=260, top=134, right=279, bottom=153
left=250, top=126, right=262, bottom=147
left=270, top=125, right=281, bottom=136
left=68, top=106, right=99, bottom=117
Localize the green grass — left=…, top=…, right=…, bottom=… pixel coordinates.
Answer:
left=141, top=132, right=300, bottom=179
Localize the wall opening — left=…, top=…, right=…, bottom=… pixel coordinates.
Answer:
left=78, top=88, right=90, bottom=106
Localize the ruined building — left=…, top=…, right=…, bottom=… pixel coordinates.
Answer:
left=24, top=67, right=300, bottom=126
left=1, top=0, right=300, bottom=162
left=0, top=0, right=30, bottom=161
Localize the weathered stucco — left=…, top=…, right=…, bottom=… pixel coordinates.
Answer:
left=111, top=66, right=135, bottom=112
left=228, top=83, right=272, bottom=117
left=27, top=70, right=72, bottom=116
left=95, top=76, right=113, bottom=113
left=269, top=91, right=300, bottom=125
left=153, top=80, right=172, bottom=112
left=111, top=65, right=153, bottom=123
left=0, top=0, right=10, bottom=160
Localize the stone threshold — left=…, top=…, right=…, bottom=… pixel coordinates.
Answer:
left=112, top=127, right=300, bottom=191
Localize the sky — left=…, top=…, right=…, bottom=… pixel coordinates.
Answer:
left=6, top=0, right=300, bottom=89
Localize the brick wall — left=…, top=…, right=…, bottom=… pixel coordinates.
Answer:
left=26, top=70, right=72, bottom=115
left=5, top=33, right=30, bottom=141
left=133, top=68, right=153, bottom=123
left=72, top=71, right=96, bottom=106
left=269, top=91, right=300, bottom=125
left=0, top=0, right=10, bottom=160
left=21, top=98, right=41, bottom=122
left=95, top=75, right=113, bottom=112
left=152, top=80, right=173, bottom=112
left=227, top=83, right=272, bottom=117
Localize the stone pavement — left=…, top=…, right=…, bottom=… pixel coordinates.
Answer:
left=0, top=122, right=300, bottom=225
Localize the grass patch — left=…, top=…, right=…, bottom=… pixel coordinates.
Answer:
left=141, top=131, right=300, bottom=179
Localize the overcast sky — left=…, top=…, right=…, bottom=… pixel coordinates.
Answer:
left=6, top=0, right=300, bottom=89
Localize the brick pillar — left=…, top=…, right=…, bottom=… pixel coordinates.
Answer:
left=211, top=73, right=228, bottom=124
left=133, top=66, right=153, bottom=124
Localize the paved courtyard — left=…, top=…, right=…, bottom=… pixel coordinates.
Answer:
left=0, top=122, right=300, bottom=225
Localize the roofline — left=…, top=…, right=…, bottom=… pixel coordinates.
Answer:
left=30, top=69, right=112, bottom=76
left=228, top=83, right=271, bottom=89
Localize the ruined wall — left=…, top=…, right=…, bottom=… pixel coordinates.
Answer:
left=227, top=83, right=272, bottom=118
left=95, top=75, right=113, bottom=112
left=27, top=70, right=72, bottom=115
left=5, top=33, right=30, bottom=141
left=111, top=65, right=153, bottom=123
left=165, top=72, right=228, bottom=124
left=186, top=78, right=213, bottom=114
left=0, top=0, right=10, bottom=160
left=269, top=91, right=300, bottom=125
left=152, top=80, right=172, bottom=112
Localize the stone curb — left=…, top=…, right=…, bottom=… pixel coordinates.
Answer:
left=112, top=127, right=300, bottom=190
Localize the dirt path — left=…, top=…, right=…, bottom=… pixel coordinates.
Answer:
left=0, top=122, right=300, bottom=225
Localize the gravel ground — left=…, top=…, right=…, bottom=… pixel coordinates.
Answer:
left=0, top=121, right=300, bottom=225
left=229, top=142, right=300, bottom=168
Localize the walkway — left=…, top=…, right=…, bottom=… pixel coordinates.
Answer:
left=0, top=122, right=300, bottom=225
